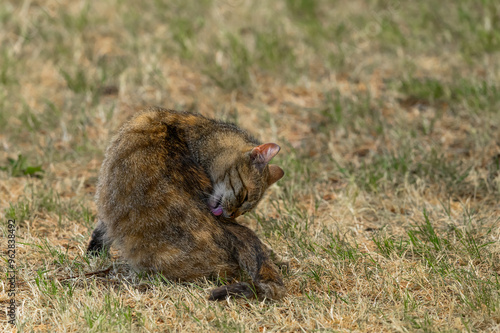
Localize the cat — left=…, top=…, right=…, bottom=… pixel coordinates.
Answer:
left=87, top=107, right=286, bottom=300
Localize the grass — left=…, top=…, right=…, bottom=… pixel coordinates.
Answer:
left=1, top=0, right=500, bottom=331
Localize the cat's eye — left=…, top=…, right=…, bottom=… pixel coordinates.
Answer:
left=243, top=192, right=249, bottom=202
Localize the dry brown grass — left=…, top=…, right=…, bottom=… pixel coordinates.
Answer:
left=1, top=0, right=500, bottom=331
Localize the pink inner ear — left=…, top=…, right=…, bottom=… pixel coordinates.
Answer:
left=252, top=143, right=281, bottom=164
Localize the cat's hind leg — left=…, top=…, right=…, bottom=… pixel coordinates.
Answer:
left=87, top=219, right=110, bottom=257
left=209, top=222, right=286, bottom=301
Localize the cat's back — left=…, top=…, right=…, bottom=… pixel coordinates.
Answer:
left=100, top=107, right=211, bottom=180
left=109, top=107, right=208, bottom=154
left=96, top=107, right=213, bottom=228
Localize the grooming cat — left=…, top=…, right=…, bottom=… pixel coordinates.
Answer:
left=87, top=107, right=285, bottom=300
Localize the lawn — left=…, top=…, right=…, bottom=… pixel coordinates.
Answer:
left=1, top=0, right=499, bottom=331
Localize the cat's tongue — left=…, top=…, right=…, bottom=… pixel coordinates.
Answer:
left=211, top=206, right=223, bottom=216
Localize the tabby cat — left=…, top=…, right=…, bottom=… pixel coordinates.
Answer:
left=87, top=107, right=285, bottom=300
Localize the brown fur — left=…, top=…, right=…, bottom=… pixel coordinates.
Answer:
left=87, top=107, right=285, bottom=300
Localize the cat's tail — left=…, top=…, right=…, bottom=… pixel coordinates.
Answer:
left=87, top=219, right=110, bottom=257
left=208, top=282, right=255, bottom=301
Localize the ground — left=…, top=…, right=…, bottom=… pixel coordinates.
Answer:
left=0, top=0, right=499, bottom=332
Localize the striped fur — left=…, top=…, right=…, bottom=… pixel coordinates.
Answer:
left=87, top=107, right=285, bottom=300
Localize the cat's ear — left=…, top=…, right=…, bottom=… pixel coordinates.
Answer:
left=268, top=164, right=284, bottom=185
left=250, top=143, right=281, bottom=168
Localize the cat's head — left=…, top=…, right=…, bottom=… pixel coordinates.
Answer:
left=208, top=143, right=284, bottom=219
